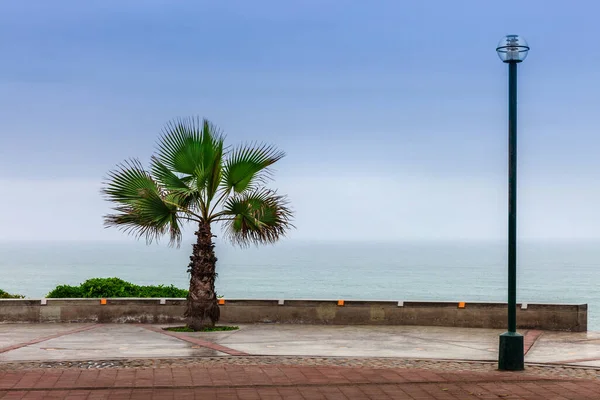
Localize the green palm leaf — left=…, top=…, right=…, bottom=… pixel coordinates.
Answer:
left=155, top=117, right=224, bottom=203
left=222, top=143, right=285, bottom=193
left=220, top=188, right=293, bottom=246
left=102, top=159, right=182, bottom=246
left=150, top=156, right=199, bottom=210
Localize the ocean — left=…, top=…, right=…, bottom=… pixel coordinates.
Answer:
left=0, top=240, right=597, bottom=330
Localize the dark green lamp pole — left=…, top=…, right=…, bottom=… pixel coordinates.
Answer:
left=496, top=35, right=529, bottom=371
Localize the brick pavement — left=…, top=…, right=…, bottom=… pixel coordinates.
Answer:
left=1, top=364, right=599, bottom=399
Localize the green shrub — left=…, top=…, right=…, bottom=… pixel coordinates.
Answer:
left=0, top=289, right=25, bottom=299
left=79, top=277, right=138, bottom=298
left=46, top=278, right=188, bottom=298
left=46, top=285, right=84, bottom=298
left=137, top=284, right=188, bottom=298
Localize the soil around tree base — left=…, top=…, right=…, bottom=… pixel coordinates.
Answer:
left=163, top=325, right=239, bottom=333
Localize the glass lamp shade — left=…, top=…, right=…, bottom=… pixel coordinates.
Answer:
left=496, top=35, right=529, bottom=63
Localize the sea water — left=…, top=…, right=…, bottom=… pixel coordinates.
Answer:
left=0, top=240, right=597, bottom=330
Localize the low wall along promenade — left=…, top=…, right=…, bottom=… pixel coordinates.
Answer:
left=0, top=299, right=587, bottom=331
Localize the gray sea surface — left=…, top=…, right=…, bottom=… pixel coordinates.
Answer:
left=0, top=240, right=597, bottom=329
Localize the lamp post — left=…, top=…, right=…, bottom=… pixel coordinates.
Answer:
left=496, top=35, right=529, bottom=371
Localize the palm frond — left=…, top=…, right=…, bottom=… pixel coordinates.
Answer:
left=219, top=188, right=294, bottom=246
left=221, top=143, right=285, bottom=194
left=150, top=156, right=199, bottom=210
left=155, top=117, right=225, bottom=201
left=205, top=136, right=223, bottom=203
left=102, top=159, right=183, bottom=246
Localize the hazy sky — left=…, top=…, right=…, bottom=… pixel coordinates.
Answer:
left=1, top=1, right=599, bottom=242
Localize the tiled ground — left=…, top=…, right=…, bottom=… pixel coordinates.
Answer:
left=1, top=364, right=599, bottom=399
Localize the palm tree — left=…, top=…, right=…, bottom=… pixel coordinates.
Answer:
left=102, top=117, right=293, bottom=330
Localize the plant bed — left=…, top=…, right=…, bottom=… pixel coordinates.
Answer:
left=164, top=326, right=239, bottom=333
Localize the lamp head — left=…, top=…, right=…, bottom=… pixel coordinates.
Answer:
left=496, top=35, right=529, bottom=63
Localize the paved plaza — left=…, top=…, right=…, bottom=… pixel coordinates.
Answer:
left=1, top=324, right=600, bottom=399
left=2, top=324, right=600, bottom=366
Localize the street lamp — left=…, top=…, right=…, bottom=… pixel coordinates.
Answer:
left=496, top=34, right=529, bottom=371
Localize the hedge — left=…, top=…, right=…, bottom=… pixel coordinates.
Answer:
left=46, top=277, right=188, bottom=298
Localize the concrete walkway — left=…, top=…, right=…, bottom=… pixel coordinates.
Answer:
left=2, top=324, right=600, bottom=366
left=1, top=324, right=600, bottom=399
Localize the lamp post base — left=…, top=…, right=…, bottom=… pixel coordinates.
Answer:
left=498, top=332, right=524, bottom=371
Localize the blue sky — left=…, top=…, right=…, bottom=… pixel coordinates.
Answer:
left=1, top=0, right=599, bottom=242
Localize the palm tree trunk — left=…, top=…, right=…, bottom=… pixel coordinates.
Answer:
left=185, top=221, right=220, bottom=330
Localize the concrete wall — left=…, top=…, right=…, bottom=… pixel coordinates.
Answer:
left=0, top=299, right=587, bottom=332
